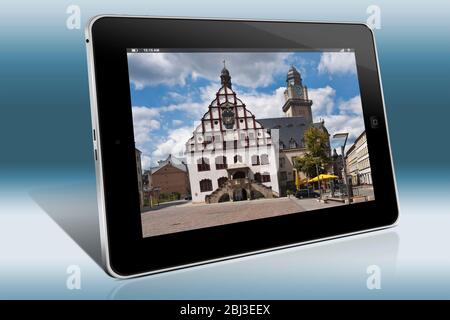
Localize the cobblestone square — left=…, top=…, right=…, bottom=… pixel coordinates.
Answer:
left=141, top=197, right=344, bottom=237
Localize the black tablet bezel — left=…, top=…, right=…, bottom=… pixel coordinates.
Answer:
left=87, top=16, right=398, bottom=277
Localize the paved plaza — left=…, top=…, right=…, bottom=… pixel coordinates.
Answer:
left=141, top=197, right=345, bottom=237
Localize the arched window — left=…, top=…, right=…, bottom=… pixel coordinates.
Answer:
left=215, top=156, right=228, bottom=170
left=197, top=157, right=210, bottom=172
left=261, top=172, right=271, bottom=183
left=199, top=179, right=213, bottom=192
left=234, top=154, right=242, bottom=163
left=260, top=154, right=269, bottom=165
left=218, top=177, right=228, bottom=187
left=254, top=172, right=261, bottom=183
left=251, top=155, right=260, bottom=166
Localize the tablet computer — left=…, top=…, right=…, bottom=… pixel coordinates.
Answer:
left=86, top=16, right=399, bottom=278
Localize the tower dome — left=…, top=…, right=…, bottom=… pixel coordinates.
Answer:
left=286, top=65, right=302, bottom=86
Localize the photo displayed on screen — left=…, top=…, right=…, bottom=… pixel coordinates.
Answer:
left=127, top=49, right=375, bottom=238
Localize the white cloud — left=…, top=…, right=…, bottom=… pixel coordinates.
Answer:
left=141, top=155, right=152, bottom=171
left=310, top=93, right=365, bottom=152
left=323, top=114, right=365, bottom=140
left=338, top=95, right=362, bottom=115
left=309, top=86, right=336, bottom=116
left=151, top=126, right=193, bottom=163
left=318, top=52, right=357, bottom=75
left=172, top=119, right=184, bottom=127
left=132, top=107, right=161, bottom=146
left=127, top=52, right=293, bottom=90
left=238, top=87, right=286, bottom=119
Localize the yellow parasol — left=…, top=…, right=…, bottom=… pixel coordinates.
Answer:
left=295, top=176, right=308, bottom=189
left=308, top=174, right=338, bottom=183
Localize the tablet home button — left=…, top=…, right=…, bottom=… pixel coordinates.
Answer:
left=370, top=116, right=380, bottom=128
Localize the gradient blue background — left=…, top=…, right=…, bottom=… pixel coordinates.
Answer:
left=0, top=0, right=449, bottom=299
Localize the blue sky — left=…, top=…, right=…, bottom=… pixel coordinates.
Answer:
left=127, top=51, right=365, bottom=169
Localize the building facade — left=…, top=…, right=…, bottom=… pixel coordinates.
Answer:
left=135, top=148, right=144, bottom=209
left=345, top=131, right=372, bottom=186
left=185, top=66, right=280, bottom=203
left=150, top=154, right=190, bottom=199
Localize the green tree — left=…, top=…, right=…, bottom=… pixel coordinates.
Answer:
left=294, top=127, right=330, bottom=179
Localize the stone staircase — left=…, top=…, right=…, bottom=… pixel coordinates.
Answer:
left=205, top=178, right=278, bottom=203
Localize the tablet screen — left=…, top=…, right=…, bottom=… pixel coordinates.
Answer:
left=126, top=49, right=375, bottom=238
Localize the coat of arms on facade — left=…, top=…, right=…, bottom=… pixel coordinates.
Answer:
left=221, top=102, right=235, bottom=129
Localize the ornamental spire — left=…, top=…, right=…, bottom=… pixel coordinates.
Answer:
left=220, top=60, right=232, bottom=89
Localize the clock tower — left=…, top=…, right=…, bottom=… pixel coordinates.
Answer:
left=282, top=65, right=313, bottom=123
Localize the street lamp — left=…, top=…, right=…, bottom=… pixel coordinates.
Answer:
left=332, top=133, right=352, bottom=204
left=313, top=156, right=323, bottom=200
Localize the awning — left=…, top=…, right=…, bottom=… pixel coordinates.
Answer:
left=308, top=174, right=338, bottom=182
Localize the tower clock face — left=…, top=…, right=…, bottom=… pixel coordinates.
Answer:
left=221, top=103, right=235, bottom=129
left=293, top=85, right=303, bottom=97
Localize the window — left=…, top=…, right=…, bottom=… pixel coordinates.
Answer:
left=218, top=177, right=228, bottom=187
left=280, top=158, right=285, bottom=168
left=234, top=154, right=242, bottom=163
left=279, top=141, right=285, bottom=150
left=251, top=155, right=260, bottom=166
left=280, top=172, right=287, bottom=181
left=289, top=138, right=297, bottom=149
left=254, top=172, right=261, bottom=183
left=197, top=158, right=210, bottom=172
left=215, top=156, right=227, bottom=170
left=199, top=179, right=213, bottom=192
left=260, top=154, right=269, bottom=165
left=261, top=173, right=271, bottom=183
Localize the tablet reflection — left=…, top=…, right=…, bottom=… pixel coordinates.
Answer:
left=28, top=181, right=398, bottom=299
left=109, top=230, right=398, bottom=299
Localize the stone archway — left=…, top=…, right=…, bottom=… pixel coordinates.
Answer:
left=233, top=188, right=248, bottom=201
left=218, top=193, right=230, bottom=202
left=251, top=190, right=265, bottom=200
